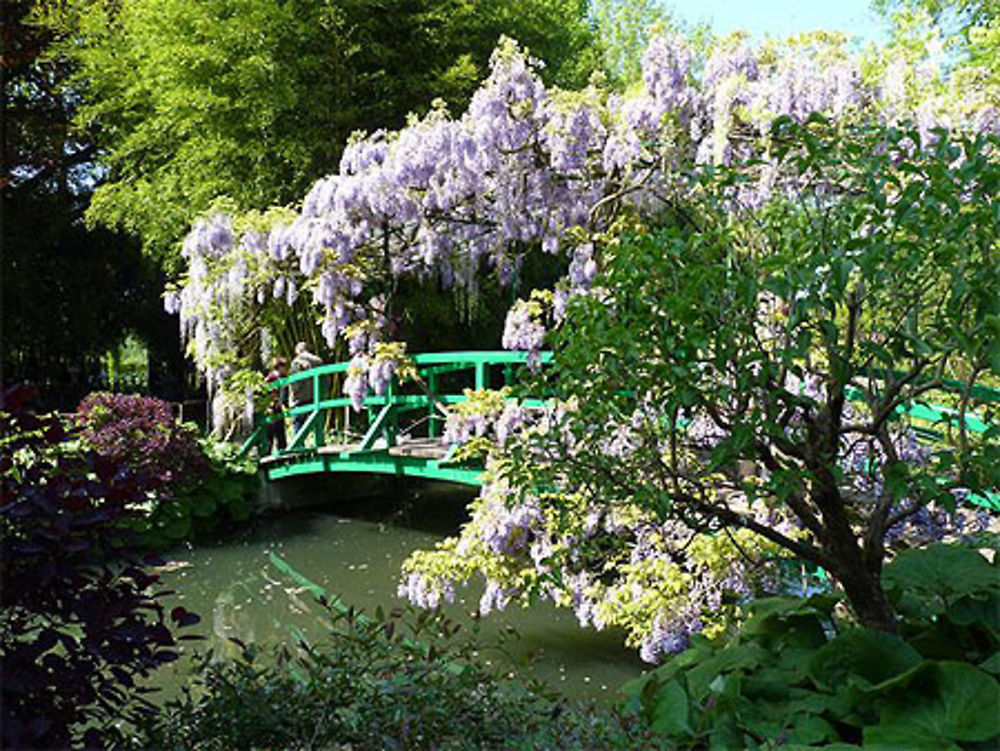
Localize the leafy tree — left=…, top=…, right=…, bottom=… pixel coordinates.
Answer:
left=872, top=0, right=1000, bottom=91
left=1, top=0, right=93, bottom=196
left=589, top=0, right=674, bottom=87
left=872, top=0, right=999, bottom=30
left=1, top=186, right=166, bottom=408
left=507, top=121, right=999, bottom=632
left=38, top=0, right=599, bottom=264
left=400, top=121, right=999, bottom=659
left=2, top=0, right=186, bottom=409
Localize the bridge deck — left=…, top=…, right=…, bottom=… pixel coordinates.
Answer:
left=260, top=437, right=450, bottom=466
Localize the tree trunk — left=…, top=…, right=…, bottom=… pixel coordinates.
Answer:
left=833, top=558, right=897, bottom=632
left=809, top=461, right=898, bottom=632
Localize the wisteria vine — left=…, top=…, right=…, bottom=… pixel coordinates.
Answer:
left=168, top=28, right=999, bottom=661
left=170, top=30, right=998, bottom=396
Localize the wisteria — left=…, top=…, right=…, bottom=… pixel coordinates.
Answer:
left=167, top=28, right=1000, bottom=661
left=169, top=30, right=999, bottom=402
left=399, top=451, right=797, bottom=662
left=400, top=368, right=995, bottom=662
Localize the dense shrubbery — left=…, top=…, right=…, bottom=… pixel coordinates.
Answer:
left=77, top=392, right=208, bottom=483
left=76, top=392, right=258, bottom=547
left=128, top=600, right=653, bottom=750
left=0, top=386, right=198, bottom=749
left=622, top=545, right=1000, bottom=749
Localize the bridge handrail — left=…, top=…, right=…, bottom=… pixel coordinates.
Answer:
left=239, top=350, right=555, bottom=459
left=252, top=353, right=998, bottom=445
left=271, top=350, right=555, bottom=389
left=240, top=350, right=997, bottom=509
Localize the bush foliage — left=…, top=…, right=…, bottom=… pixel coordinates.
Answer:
left=76, top=392, right=257, bottom=547
left=76, top=392, right=208, bottom=484
left=0, top=386, right=199, bottom=749
left=622, top=544, right=1000, bottom=749
left=129, top=600, right=652, bottom=750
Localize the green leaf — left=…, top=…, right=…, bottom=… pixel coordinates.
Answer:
left=191, top=494, right=217, bottom=518
left=864, top=662, right=1000, bottom=746
left=785, top=712, right=839, bottom=746
left=979, top=652, right=1000, bottom=675
left=649, top=679, right=693, bottom=736
left=686, top=643, right=768, bottom=700
left=948, top=592, right=1000, bottom=636
left=807, top=629, right=921, bottom=690
left=161, top=514, right=193, bottom=540
left=228, top=497, right=250, bottom=521
left=883, top=460, right=909, bottom=500
left=883, top=545, right=1000, bottom=615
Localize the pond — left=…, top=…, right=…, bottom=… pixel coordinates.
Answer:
left=154, top=479, right=646, bottom=703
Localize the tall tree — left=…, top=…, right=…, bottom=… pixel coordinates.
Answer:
left=2, top=1, right=181, bottom=408
left=38, top=0, right=599, bottom=265
left=872, top=0, right=999, bottom=29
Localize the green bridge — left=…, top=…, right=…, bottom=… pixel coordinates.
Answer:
left=241, top=350, right=998, bottom=510
left=240, top=350, right=551, bottom=485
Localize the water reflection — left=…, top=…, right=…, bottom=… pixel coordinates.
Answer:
left=157, top=484, right=645, bottom=702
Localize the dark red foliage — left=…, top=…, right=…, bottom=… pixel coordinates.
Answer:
left=76, top=391, right=208, bottom=488
left=1, top=385, right=199, bottom=749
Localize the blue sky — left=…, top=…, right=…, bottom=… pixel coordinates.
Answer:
left=668, top=0, right=892, bottom=45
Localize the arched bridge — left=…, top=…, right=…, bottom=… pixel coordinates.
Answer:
left=241, top=350, right=998, bottom=511
left=240, top=351, right=551, bottom=485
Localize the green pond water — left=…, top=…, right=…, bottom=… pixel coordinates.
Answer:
left=154, top=481, right=646, bottom=703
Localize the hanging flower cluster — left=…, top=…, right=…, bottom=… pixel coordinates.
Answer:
left=169, top=31, right=998, bottom=397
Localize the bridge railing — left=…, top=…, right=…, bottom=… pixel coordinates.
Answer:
left=240, top=350, right=554, bottom=466
left=240, top=350, right=997, bottom=506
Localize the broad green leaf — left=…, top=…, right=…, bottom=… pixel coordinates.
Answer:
left=649, top=679, right=693, bottom=736
left=864, top=662, right=1000, bottom=745
left=883, top=545, right=999, bottom=613
left=979, top=652, right=1000, bottom=675
left=686, top=643, right=768, bottom=700
left=191, top=494, right=217, bottom=518
left=807, top=629, right=921, bottom=690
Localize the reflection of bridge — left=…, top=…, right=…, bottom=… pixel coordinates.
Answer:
left=241, top=350, right=998, bottom=510
left=240, top=351, right=551, bottom=485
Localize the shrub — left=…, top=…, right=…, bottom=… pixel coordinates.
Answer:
left=621, top=544, right=1000, bottom=749
left=1, top=385, right=199, bottom=749
left=129, top=590, right=653, bottom=749
left=76, top=392, right=207, bottom=485
left=133, top=439, right=258, bottom=545
left=76, top=392, right=258, bottom=547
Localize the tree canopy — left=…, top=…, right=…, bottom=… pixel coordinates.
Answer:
left=39, top=0, right=599, bottom=265
left=402, top=122, right=998, bottom=657
left=2, top=1, right=174, bottom=407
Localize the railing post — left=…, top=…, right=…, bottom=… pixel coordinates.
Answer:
left=312, top=372, right=324, bottom=448
left=475, top=361, right=486, bottom=391
left=385, top=379, right=397, bottom=447
left=428, top=371, right=438, bottom=438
